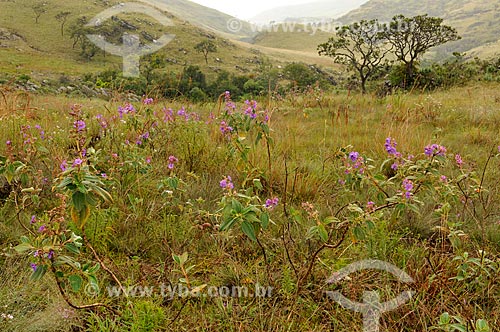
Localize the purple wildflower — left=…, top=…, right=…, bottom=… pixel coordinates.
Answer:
left=47, top=250, right=54, bottom=260
left=143, top=97, right=154, bottom=105
left=220, top=176, right=234, bottom=190
left=424, top=144, right=447, bottom=157
left=440, top=175, right=448, bottom=183
left=30, top=263, right=37, bottom=271
left=118, top=103, right=136, bottom=118
left=265, top=197, right=279, bottom=210
left=30, top=215, right=36, bottom=224
left=384, top=137, right=398, bottom=155
left=38, top=225, right=46, bottom=233
left=146, top=156, right=152, bottom=164
left=6, top=140, right=11, bottom=146
left=168, top=155, right=178, bottom=169
left=349, top=152, right=360, bottom=162
left=220, top=121, right=234, bottom=135
left=455, top=154, right=463, bottom=167
left=163, top=108, right=174, bottom=122
left=96, top=114, right=108, bottom=129
left=402, top=178, right=414, bottom=199
left=60, top=160, right=68, bottom=171
left=72, top=158, right=83, bottom=167
left=73, top=120, right=86, bottom=132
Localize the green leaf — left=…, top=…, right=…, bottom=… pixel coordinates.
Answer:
left=260, top=212, right=269, bottom=229
left=14, top=242, right=33, bottom=253
left=244, top=212, right=260, bottom=224
left=54, top=255, right=81, bottom=270
left=323, top=216, right=338, bottom=225
left=20, top=173, right=29, bottom=186
left=87, top=263, right=100, bottom=274
left=65, top=243, right=80, bottom=255
left=88, top=274, right=98, bottom=288
left=353, top=226, right=366, bottom=241
left=180, top=252, right=188, bottom=265
left=476, top=319, right=490, bottom=332
left=231, top=199, right=243, bottom=213
left=72, top=191, right=86, bottom=212
left=30, top=264, right=48, bottom=281
left=68, top=275, right=83, bottom=292
left=241, top=221, right=257, bottom=242
left=172, top=254, right=181, bottom=265
left=253, top=179, right=263, bottom=191
left=57, top=177, right=73, bottom=189
left=220, top=217, right=238, bottom=231
left=448, top=323, right=466, bottom=332
left=318, top=224, right=328, bottom=242
left=439, top=312, right=450, bottom=325
left=167, top=177, right=179, bottom=190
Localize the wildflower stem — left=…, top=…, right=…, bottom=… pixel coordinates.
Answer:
left=82, top=232, right=128, bottom=298
left=50, top=261, right=119, bottom=315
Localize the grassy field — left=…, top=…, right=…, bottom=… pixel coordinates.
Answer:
left=0, top=81, right=499, bottom=331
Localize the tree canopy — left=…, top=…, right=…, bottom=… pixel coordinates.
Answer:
left=383, top=14, right=461, bottom=87
left=194, top=40, right=217, bottom=64
left=318, top=19, right=390, bottom=93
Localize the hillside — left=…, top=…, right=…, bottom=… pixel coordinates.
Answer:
left=338, top=0, right=500, bottom=58
left=142, top=0, right=255, bottom=39
left=250, top=0, right=368, bottom=24
left=0, top=0, right=327, bottom=80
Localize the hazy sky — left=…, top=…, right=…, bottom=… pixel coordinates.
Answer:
left=189, top=0, right=314, bottom=19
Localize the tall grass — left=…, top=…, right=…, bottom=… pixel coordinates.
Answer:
left=0, top=82, right=499, bottom=331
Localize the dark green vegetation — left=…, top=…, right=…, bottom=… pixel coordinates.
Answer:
left=318, top=14, right=461, bottom=93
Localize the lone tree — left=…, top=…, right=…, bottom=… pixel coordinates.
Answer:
left=318, top=19, right=390, bottom=94
left=69, top=16, right=100, bottom=60
left=55, top=11, right=71, bottom=37
left=32, top=2, right=48, bottom=24
left=384, top=14, right=461, bottom=87
left=194, top=40, right=217, bottom=64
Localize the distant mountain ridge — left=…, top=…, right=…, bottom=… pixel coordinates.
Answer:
left=338, top=0, right=500, bottom=57
left=250, top=0, right=368, bottom=24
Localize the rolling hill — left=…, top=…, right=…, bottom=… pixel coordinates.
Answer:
left=338, top=0, right=500, bottom=58
left=0, top=0, right=333, bottom=80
